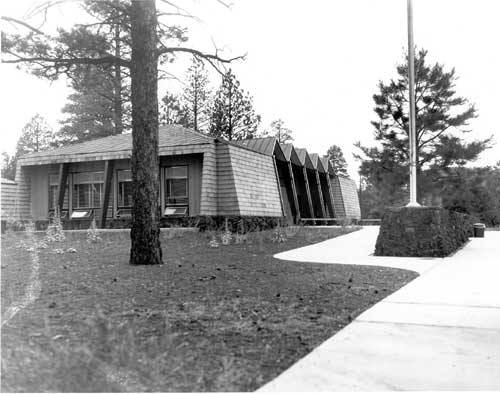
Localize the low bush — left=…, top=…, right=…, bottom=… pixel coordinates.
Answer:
left=375, top=206, right=470, bottom=257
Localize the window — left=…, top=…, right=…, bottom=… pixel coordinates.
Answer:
left=164, top=165, right=188, bottom=215
left=116, top=170, right=133, bottom=217
left=48, top=174, right=68, bottom=214
left=72, top=172, right=104, bottom=209
left=117, top=170, right=133, bottom=208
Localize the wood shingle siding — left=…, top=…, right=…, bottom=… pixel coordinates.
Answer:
left=13, top=165, right=32, bottom=220
left=199, top=143, right=218, bottom=215
left=330, top=176, right=361, bottom=219
left=16, top=126, right=361, bottom=223
left=226, top=144, right=282, bottom=217
left=1, top=179, right=18, bottom=220
left=216, top=144, right=240, bottom=215
left=338, top=176, right=361, bottom=218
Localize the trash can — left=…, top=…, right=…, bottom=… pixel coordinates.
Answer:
left=473, top=223, right=485, bottom=238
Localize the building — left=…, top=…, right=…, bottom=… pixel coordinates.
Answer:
left=11, top=125, right=360, bottom=228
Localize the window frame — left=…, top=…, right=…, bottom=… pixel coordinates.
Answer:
left=117, top=169, right=133, bottom=209
left=163, top=165, right=189, bottom=216
left=71, top=171, right=104, bottom=211
left=48, top=173, right=69, bottom=215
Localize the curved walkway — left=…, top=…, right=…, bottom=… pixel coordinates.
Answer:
left=260, top=227, right=500, bottom=391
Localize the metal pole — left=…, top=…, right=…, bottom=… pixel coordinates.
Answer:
left=406, top=0, right=420, bottom=207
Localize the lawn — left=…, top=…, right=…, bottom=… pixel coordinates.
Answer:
left=1, top=226, right=417, bottom=392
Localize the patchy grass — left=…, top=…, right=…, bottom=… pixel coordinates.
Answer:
left=1, top=226, right=417, bottom=392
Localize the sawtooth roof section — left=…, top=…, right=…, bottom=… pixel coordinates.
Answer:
left=280, top=144, right=302, bottom=166
left=18, top=125, right=213, bottom=164
left=309, top=153, right=327, bottom=173
left=320, top=156, right=335, bottom=176
left=234, top=137, right=275, bottom=156
left=233, top=137, right=287, bottom=162
left=295, top=148, right=315, bottom=170
left=314, top=154, right=328, bottom=173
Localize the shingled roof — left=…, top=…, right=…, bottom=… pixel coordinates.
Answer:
left=232, top=137, right=287, bottom=161
left=18, top=125, right=213, bottom=165
left=233, top=137, right=276, bottom=156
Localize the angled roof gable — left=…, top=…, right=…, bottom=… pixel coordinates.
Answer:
left=310, top=153, right=328, bottom=173
left=280, top=143, right=301, bottom=166
left=295, top=148, right=315, bottom=170
left=320, top=156, right=335, bottom=176
left=310, top=154, right=327, bottom=173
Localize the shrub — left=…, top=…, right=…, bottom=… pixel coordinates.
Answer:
left=46, top=208, right=65, bottom=242
left=375, top=206, right=470, bottom=257
left=87, top=218, right=102, bottom=243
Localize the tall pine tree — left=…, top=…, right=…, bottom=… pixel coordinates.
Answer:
left=182, top=58, right=211, bottom=132
left=356, top=49, right=491, bottom=207
left=3, top=0, right=243, bottom=265
left=57, top=65, right=131, bottom=144
left=16, top=114, right=54, bottom=156
left=159, top=92, right=189, bottom=126
left=265, top=119, right=294, bottom=143
left=209, top=69, right=260, bottom=141
left=1, top=114, right=54, bottom=180
left=325, top=145, right=348, bottom=177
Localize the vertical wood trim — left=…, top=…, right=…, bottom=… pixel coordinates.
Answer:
left=100, top=160, right=114, bottom=228
left=68, top=170, right=73, bottom=218
left=303, top=167, right=314, bottom=218
left=272, top=157, right=285, bottom=217
left=324, top=174, right=335, bottom=218
left=315, top=170, right=327, bottom=218
left=57, top=163, right=69, bottom=213
left=288, top=162, right=300, bottom=222
left=160, top=166, right=164, bottom=216
left=338, top=177, right=347, bottom=217
left=112, top=168, right=118, bottom=218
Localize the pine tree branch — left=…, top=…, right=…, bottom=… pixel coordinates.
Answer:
left=157, top=44, right=246, bottom=74
left=0, top=16, right=45, bottom=35
left=2, top=50, right=131, bottom=68
left=418, top=126, right=450, bottom=148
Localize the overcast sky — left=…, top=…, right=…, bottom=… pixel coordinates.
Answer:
left=1, top=0, right=499, bottom=179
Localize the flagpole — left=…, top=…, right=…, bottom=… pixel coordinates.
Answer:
left=407, top=0, right=420, bottom=207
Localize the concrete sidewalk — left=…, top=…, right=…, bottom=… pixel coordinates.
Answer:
left=259, top=227, right=500, bottom=391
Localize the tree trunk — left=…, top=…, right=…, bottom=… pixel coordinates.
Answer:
left=113, top=21, right=124, bottom=135
left=129, top=0, right=162, bottom=265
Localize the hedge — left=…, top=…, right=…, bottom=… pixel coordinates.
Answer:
left=374, top=206, right=470, bottom=257
left=30, top=215, right=283, bottom=233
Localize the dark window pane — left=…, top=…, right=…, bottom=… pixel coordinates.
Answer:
left=118, top=170, right=132, bottom=182
left=92, top=183, right=103, bottom=207
left=49, top=185, right=57, bottom=209
left=74, top=184, right=91, bottom=208
left=166, top=166, right=187, bottom=179
left=118, top=181, right=133, bottom=207
left=165, top=165, right=188, bottom=214
left=169, top=179, right=187, bottom=198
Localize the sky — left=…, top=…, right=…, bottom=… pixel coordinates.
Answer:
left=1, top=0, right=499, bottom=180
